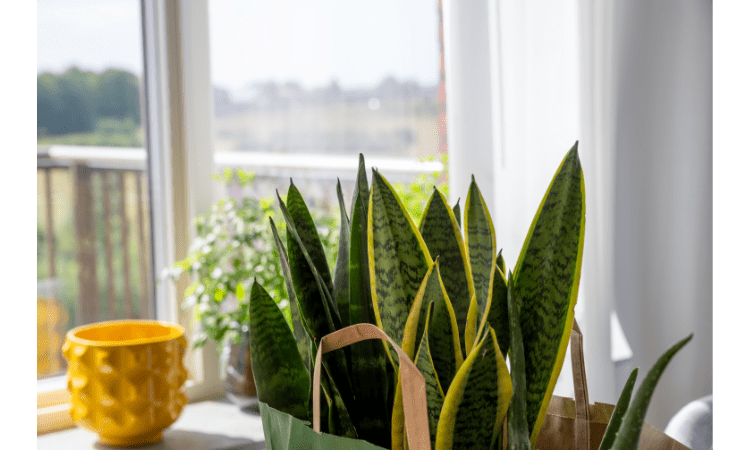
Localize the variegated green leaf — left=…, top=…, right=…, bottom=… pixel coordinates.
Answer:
left=247, top=281, right=309, bottom=421
left=401, top=261, right=437, bottom=360
left=278, top=192, right=339, bottom=341
left=269, top=217, right=310, bottom=371
left=496, top=249, right=506, bottom=276
left=277, top=192, right=356, bottom=427
left=419, top=188, right=474, bottom=356
left=435, top=327, right=512, bottom=450
left=286, top=181, right=336, bottom=303
left=464, top=176, right=496, bottom=351
left=368, top=169, right=432, bottom=366
left=427, top=264, right=464, bottom=393
left=453, top=198, right=461, bottom=229
left=486, top=264, right=510, bottom=357
left=610, top=334, right=692, bottom=450
left=506, top=270, right=531, bottom=450
left=512, top=143, right=586, bottom=445
left=599, top=368, right=639, bottom=450
left=348, top=189, right=391, bottom=448
left=415, top=303, right=445, bottom=448
left=334, top=179, right=351, bottom=328
left=350, top=153, right=370, bottom=220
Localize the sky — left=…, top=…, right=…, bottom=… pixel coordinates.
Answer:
left=37, top=0, right=440, bottom=94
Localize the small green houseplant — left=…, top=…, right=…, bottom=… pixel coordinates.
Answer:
left=247, top=146, right=691, bottom=450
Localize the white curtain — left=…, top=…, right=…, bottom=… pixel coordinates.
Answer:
left=610, top=0, right=712, bottom=430
left=444, top=0, right=711, bottom=430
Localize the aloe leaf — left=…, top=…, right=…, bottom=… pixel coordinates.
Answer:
left=419, top=188, right=474, bottom=356
left=599, top=368, right=639, bottom=450
left=368, top=169, right=432, bottom=366
left=247, top=280, right=309, bottom=421
left=348, top=179, right=392, bottom=448
left=427, top=264, right=464, bottom=392
left=464, top=176, right=496, bottom=350
left=415, top=303, right=445, bottom=448
left=453, top=198, right=461, bottom=228
left=333, top=179, right=351, bottom=328
left=512, top=143, right=586, bottom=445
left=610, top=334, right=693, bottom=450
left=486, top=264, right=510, bottom=357
left=269, top=218, right=310, bottom=371
left=435, top=326, right=512, bottom=450
left=506, top=270, right=531, bottom=450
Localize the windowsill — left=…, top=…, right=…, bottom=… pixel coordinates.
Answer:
left=36, top=398, right=267, bottom=450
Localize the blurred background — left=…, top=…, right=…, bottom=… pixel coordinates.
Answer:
left=36, top=0, right=711, bottom=435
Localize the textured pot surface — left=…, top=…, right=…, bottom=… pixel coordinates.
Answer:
left=62, top=320, right=188, bottom=446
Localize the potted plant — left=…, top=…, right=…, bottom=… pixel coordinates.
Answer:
left=245, top=147, right=692, bottom=449
left=166, top=169, right=340, bottom=408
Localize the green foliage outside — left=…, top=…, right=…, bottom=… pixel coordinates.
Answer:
left=37, top=68, right=143, bottom=147
left=169, top=159, right=448, bottom=350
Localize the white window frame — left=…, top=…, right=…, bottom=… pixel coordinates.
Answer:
left=38, top=0, right=222, bottom=435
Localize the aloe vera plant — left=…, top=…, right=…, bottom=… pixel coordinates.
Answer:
left=246, top=146, right=690, bottom=450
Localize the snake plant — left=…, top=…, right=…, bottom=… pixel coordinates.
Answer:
left=246, top=145, right=690, bottom=450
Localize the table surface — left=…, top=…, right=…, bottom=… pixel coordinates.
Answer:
left=37, top=399, right=267, bottom=450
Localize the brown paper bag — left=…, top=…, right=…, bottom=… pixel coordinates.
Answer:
left=534, top=320, right=689, bottom=450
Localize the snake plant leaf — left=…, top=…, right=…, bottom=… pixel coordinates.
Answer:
left=350, top=153, right=370, bottom=220
left=464, top=293, right=479, bottom=356
left=496, top=250, right=506, bottom=276
left=512, top=143, right=586, bottom=445
left=247, top=280, right=309, bottom=421
left=599, top=368, right=639, bottom=450
left=486, top=264, right=510, bottom=357
left=278, top=192, right=356, bottom=426
left=435, top=326, right=512, bottom=450
left=419, top=188, right=474, bottom=357
left=453, top=198, right=461, bottom=229
left=286, top=180, right=336, bottom=302
left=401, top=260, right=438, bottom=360
left=324, top=367, right=359, bottom=439
left=347, top=188, right=392, bottom=447
left=368, top=169, right=432, bottom=366
left=334, top=179, right=351, bottom=328
left=415, top=303, right=445, bottom=448
left=610, top=334, right=693, bottom=450
left=278, top=192, right=339, bottom=340
left=464, top=176, right=496, bottom=350
left=269, top=217, right=310, bottom=371
left=427, top=264, right=464, bottom=392
left=506, top=270, right=531, bottom=450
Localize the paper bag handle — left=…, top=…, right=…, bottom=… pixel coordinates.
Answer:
left=312, top=323, right=431, bottom=450
left=570, top=319, right=591, bottom=450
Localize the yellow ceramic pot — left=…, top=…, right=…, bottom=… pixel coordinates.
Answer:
left=62, top=320, right=188, bottom=446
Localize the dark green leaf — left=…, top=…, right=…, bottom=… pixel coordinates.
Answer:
left=610, top=335, right=693, bottom=450
left=486, top=264, right=510, bottom=357
left=506, top=270, right=531, bottom=450
left=247, top=281, right=309, bottom=421
left=333, top=179, right=351, bottom=328
left=599, top=368, right=639, bottom=450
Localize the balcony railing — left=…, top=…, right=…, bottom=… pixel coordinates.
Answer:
left=37, top=145, right=443, bottom=341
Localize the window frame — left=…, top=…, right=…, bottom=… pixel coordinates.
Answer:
left=37, top=0, right=223, bottom=435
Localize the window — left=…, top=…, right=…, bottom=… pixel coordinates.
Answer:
left=207, top=0, right=445, bottom=207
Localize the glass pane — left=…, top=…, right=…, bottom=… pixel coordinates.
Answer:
left=37, top=0, right=154, bottom=379
left=208, top=0, right=445, bottom=204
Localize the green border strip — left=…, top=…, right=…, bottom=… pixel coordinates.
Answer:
left=714, top=1, right=750, bottom=448
left=7, top=1, right=36, bottom=448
